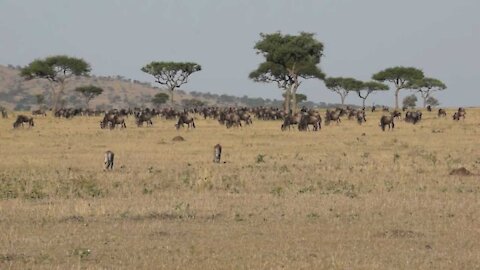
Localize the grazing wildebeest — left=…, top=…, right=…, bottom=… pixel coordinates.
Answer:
left=104, top=151, right=114, bottom=170
left=13, top=115, right=34, bottom=128
left=347, top=109, right=357, bottom=120
left=32, top=109, right=47, bottom=116
left=453, top=107, right=466, bottom=120
left=176, top=113, right=196, bottom=130
left=54, top=108, right=78, bottom=118
left=224, top=113, right=242, bottom=128
left=382, top=106, right=390, bottom=112
left=405, top=111, right=422, bottom=124
left=135, top=112, right=153, bottom=127
left=391, top=110, right=402, bottom=119
left=427, top=105, right=432, bottom=112
left=298, top=113, right=322, bottom=131
left=379, top=114, right=395, bottom=131
left=238, top=112, right=252, bottom=125
left=438, top=109, right=447, bottom=117
left=324, top=109, right=344, bottom=125
left=101, top=114, right=126, bottom=129
left=213, top=144, right=222, bottom=163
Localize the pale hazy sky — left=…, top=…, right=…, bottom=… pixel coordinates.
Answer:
left=1, top=0, right=479, bottom=106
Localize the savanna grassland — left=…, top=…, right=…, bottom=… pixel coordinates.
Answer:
left=0, top=109, right=479, bottom=269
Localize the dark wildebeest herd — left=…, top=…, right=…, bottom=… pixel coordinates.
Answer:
left=3, top=106, right=470, bottom=132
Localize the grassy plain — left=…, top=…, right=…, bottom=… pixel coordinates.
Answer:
left=0, top=109, right=479, bottom=269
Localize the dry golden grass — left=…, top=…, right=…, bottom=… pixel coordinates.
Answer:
left=0, top=109, right=479, bottom=269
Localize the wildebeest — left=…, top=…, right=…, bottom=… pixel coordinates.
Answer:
left=324, top=109, right=345, bottom=125
left=356, top=110, right=366, bottom=125
left=176, top=113, right=196, bottom=130
left=281, top=113, right=302, bottom=130
left=104, top=151, right=114, bottom=170
left=213, top=144, right=222, bottom=163
left=254, top=107, right=284, bottom=120
left=1, top=107, right=8, bottom=118
left=405, top=111, right=422, bottom=124
left=238, top=112, right=253, bottom=125
left=453, top=107, right=466, bottom=120
left=100, top=113, right=126, bottom=129
left=13, top=115, right=34, bottom=128
left=438, top=109, right=447, bottom=117
left=134, top=112, right=153, bottom=127
left=298, top=113, right=322, bottom=131
left=391, top=110, right=402, bottom=119
left=32, top=109, right=47, bottom=116
left=347, top=109, right=357, bottom=120
left=54, top=108, right=79, bottom=118
left=379, top=113, right=395, bottom=131
left=160, top=107, right=180, bottom=120
left=218, top=111, right=244, bottom=128
left=426, top=105, right=432, bottom=112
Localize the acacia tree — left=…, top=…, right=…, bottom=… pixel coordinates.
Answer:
left=182, top=99, right=205, bottom=108
left=151, top=92, right=169, bottom=108
left=249, top=32, right=325, bottom=113
left=295, top=93, right=307, bottom=105
left=325, top=77, right=363, bottom=105
left=141, top=62, right=201, bottom=105
left=356, top=81, right=389, bottom=108
left=20, top=55, right=91, bottom=112
left=372, top=67, right=424, bottom=109
left=34, top=94, right=46, bottom=109
left=426, top=96, right=440, bottom=107
left=411, top=77, right=446, bottom=108
left=282, top=93, right=307, bottom=108
left=403, top=94, right=417, bottom=108
left=74, top=85, right=103, bottom=108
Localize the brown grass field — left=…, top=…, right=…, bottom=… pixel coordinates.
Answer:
left=0, top=109, right=479, bottom=269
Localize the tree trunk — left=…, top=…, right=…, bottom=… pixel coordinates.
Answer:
left=284, top=88, right=291, bottom=114
left=52, top=82, right=65, bottom=112
left=395, top=88, right=400, bottom=109
left=169, top=89, right=175, bottom=106
left=420, top=92, right=428, bottom=108
left=291, top=91, right=297, bottom=113
left=290, top=80, right=300, bottom=113
left=340, top=94, right=346, bottom=105
left=48, top=82, right=57, bottom=111
left=362, top=98, right=366, bottom=108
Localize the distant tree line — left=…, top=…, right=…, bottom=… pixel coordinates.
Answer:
left=11, top=31, right=446, bottom=111
left=249, top=32, right=447, bottom=111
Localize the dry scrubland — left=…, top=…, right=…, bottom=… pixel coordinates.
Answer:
left=0, top=109, right=480, bottom=269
